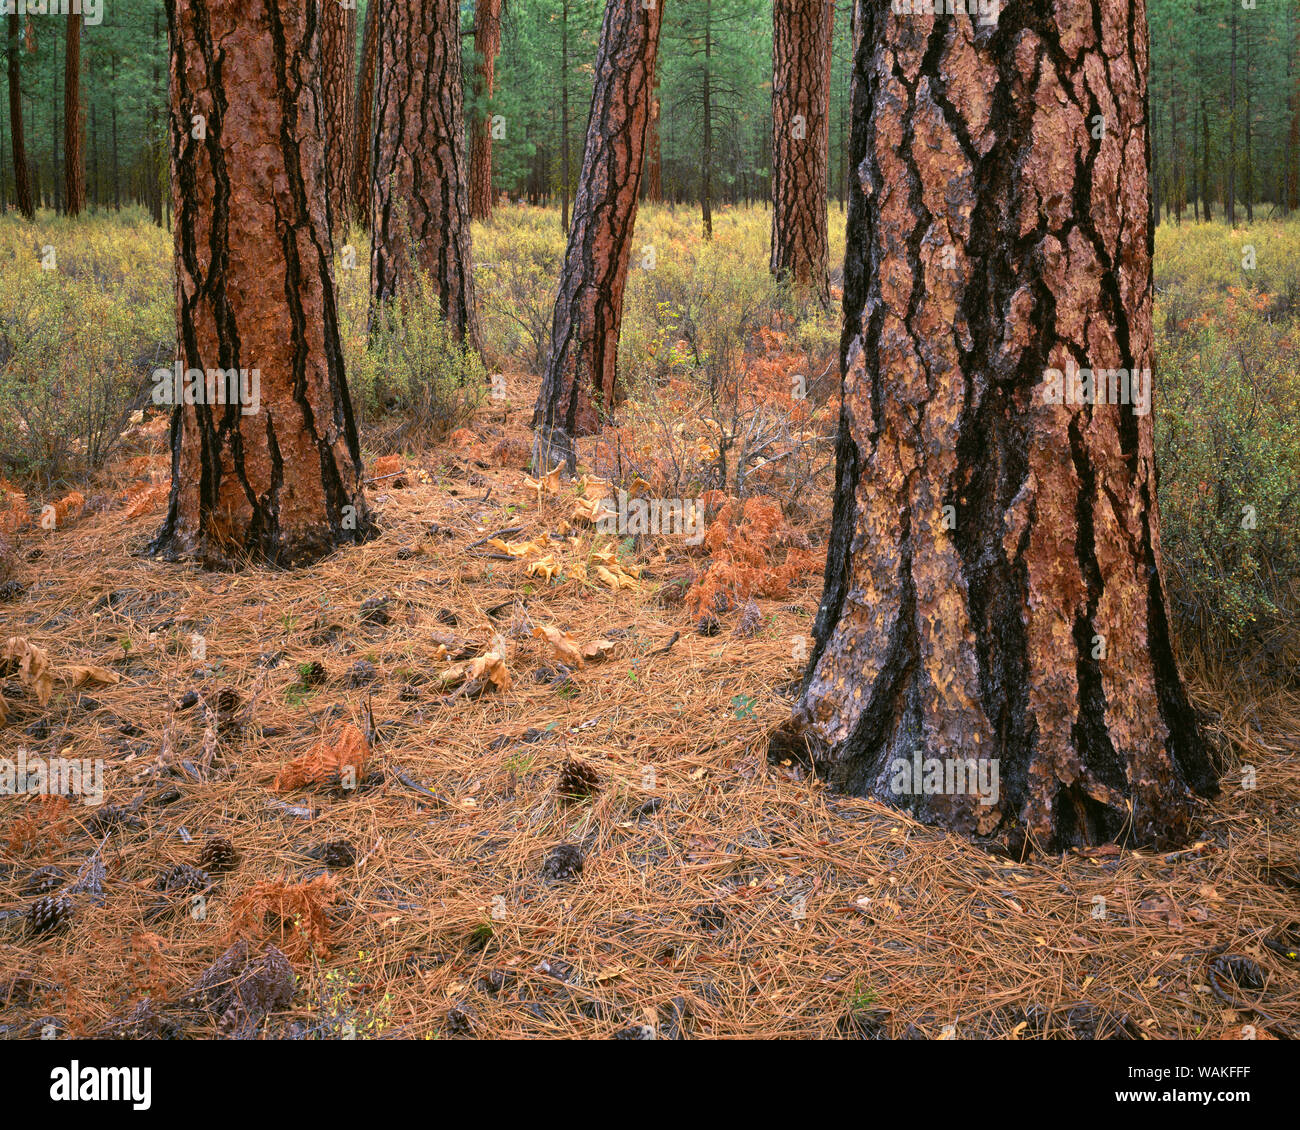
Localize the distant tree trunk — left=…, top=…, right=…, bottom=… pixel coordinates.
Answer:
left=700, top=0, right=713, bottom=240
left=111, top=54, right=120, bottom=210
left=7, top=13, right=33, bottom=219
left=645, top=92, right=662, bottom=202
left=371, top=0, right=480, bottom=351
left=151, top=0, right=371, bottom=570
left=1228, top=9, right=1237, bottom=225
left=469, top=0, right=502, bottom=220
left=351, top=0, right=380, bottom=229
left=321, top=0, right=356, bottom=244
left=531, top=0, right=663, bottom=473
left=1201, top=98, right=1211, bottom=221
left=1243, top=19, right=1253, bottom=223
left=770, top=0, right=831, bottom=304
left=560, top=0, right=571, bottom=233
left=774, top=2, right=1217, bottom=853
left=63, top=10, right=84, bottom=217
left=1290, top=32, right=1300, bottom=212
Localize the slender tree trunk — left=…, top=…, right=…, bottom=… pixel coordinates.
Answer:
left=1200, top=97, right=1210, bottom=221
left=1243, top=19, right=1253, bottom=223
left=320, top=0, right=356, bottom=245
left=151, top=0, right=371, bottom=570
left=645, top=91, right=662, bottom=202
left=531, top=0, right=664, bottom=473
left=469, top=0, right=502, bottom=220
left=774, top=2, right=1216, bottom=853
left=1228, top=9, right=1237, bottom=225
left=63, top=10, right=84, bottom=217
left=370, top=0, right=480, bottom=351
left=770, top=0, right=831, bottom=304
left=1290, top=5, right=1300, bottom=213
left=7, top=13, right=33, bottom=219
left=351, top=0, right=380, bottom=229
left=111, top=54, right=120, bottom=211
left=700, top=0, right=713, bottom=241
left=560, top=0, right=570, bottom=234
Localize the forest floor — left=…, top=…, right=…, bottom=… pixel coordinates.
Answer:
left=1, top=207, right=1299, bottom=1039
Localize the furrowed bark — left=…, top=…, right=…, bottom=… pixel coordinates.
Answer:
left=63, top=10, right=84, bottom=217
left=351, top=0, right=380, bottom=229
left=770, top=0, right=831, bottom=304
left=776, top=1, right=1216, bottom=853
left=468, top=0, right=502, bottom=221
left=321, top=0, right=356, bottom=244
left=370, top=0, right=481, bottom=352
left=531, top=0, right=663, bottom=474
left=8, top=13, right=33, bottom=219
left=151, top=0, right=372, bottom=570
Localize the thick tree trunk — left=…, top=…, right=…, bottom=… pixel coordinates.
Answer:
left=320, top=0, right=356, bottom=244
left=774, top=3, right=1216, bottom=853
left=531, top=0, right=663, bottom=474
left=468, top=0, right=502, bottom=221
left=63, top=11, right=84, bottom=217
left=151, top=0, right=371, bottom=570
left=370, top=0, right=480, bottom=351
left=351, top=0, right=380, bottom=229
left=7, top=14, right=32, bottom=219
left=770, top=0, right=831, bottom=304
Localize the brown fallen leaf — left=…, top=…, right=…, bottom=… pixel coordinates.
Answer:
left=2, top=636, right=55, bottom=706
left=274, top=723, right=370, bottom=792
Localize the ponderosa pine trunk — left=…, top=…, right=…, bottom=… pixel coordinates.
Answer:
left=151, top=0, right=371, bottom=570
left=774, top=1, right=1217, bottom=853
left=63, top=11, right=84, bottom=217
left=770, top=0, right=831, bottom=304
left=468, top=0, right=501, bottom=221
left=351, top=0, right=380, bottom=229
left=370, top=0, right=480, bottom=351
left=7, top=13, right=32, bottom=219
left=531, top=0, right=663, bottom=474
left=320, top=0, right=356, bottom=244
left=645, top=92, right=662, bottom=202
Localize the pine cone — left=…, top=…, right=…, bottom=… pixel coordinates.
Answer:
left=156, top=864, right=211, bottom=895
left=27, top=895, right=73, bottom=936
left=22, top=866, right=65, bottom=898
left=556, top=758, right=600, bottom=802
left=198, top=836, right=239, bottom=874
left=541, top=843, right=584, bottom=881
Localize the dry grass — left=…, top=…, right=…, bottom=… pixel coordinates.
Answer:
left=1, top=370, right=1298, bottom=1041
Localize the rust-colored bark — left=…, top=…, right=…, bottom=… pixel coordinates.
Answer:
left=151, top=0, right=371, bottom=570
left=531, top=0, right=664, bottom=473
left=645, top=92, right=662, bottom=202
left=7, top=13, right=33, bottom=219
left=468, top=0, right=502, bottom=221
left=775, top=3, right=1216, bottom=852
left=63, top=10, right=84, bottom=217
left=351, top=0, right=380, bottom=229
left=321, top=0, right=356, bottom=243
left=371, top=0, right=480, bottom=352
left=770, top=0, right=831, bottom=304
